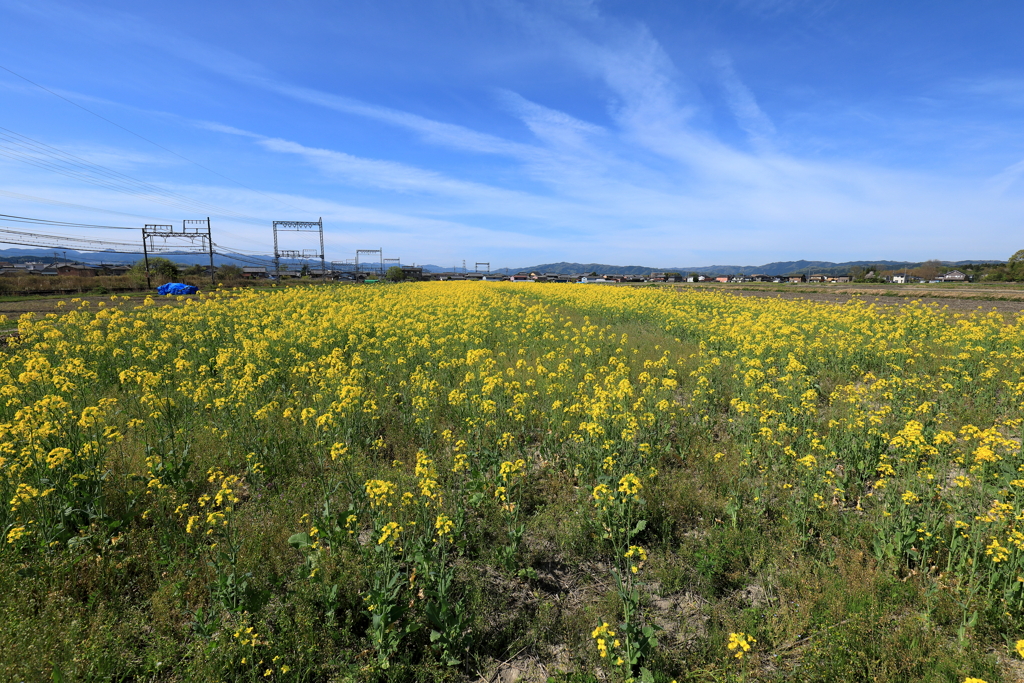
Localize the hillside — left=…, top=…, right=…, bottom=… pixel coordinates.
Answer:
left=505, top=259, right=1005, bottom=277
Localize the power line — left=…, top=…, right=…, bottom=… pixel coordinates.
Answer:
left=0, top=224, right=155, bottom=253
left=0, top=213, right=136, bottom=230
left=0, top=62, right=310, bottom=214
left=0, top=209, right=286, bottom=266
left=0, top=189, right=165, bottom=220
left=0, top=189, right=275, bottom=252
left=0, top=222, right=270, bottom=262
left=0, top=211, right=276, bottom=255
left=0, top=126, right=265, bottom=223
left=212, top=242, right=277, bottom=255
left=0, top=128, right=259, bottom=221
left=212, top=250, right=276, bottom=268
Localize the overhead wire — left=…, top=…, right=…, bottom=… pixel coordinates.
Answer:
left=0, top=66, right=335, bottom=258
left=211, top=242, right=278, bottom=256
left=0, top=208, right=277, bottom=256
left=0, top=223, right=279, bottom=273
left=0, top=224, right=174, bottom=253
left=0, top=137, right=278, bottom=250
left=0, top=127, right=265, bottom=222
left=0, top=189, right=166, bottom=220
left=0, top=211, right=284, bottom=267
left=0, top=62, right=310, bottom=215
left=0, top=131, right=195, bottom=209
left=212, top=251, right=277, bottom=268
left=0, top=213, right=137, bottom=230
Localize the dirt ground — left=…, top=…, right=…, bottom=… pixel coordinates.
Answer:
left=0, top=293, right=185, bottom=320
left=3, top=284, right=1023, bottom=334
left=675, top=285, right=1024, bottom=316
left=0, top=293, right=193, bottom=342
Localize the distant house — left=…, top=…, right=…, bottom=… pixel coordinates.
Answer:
left=56, top=263, right=97, bottom=277
left=749, top=274, right=773, bottom=282
left=0, top=263, right=31, bottom=276
left=808, top=274, right=826, bottom=283
left=787, top=275, right=806, bottom=283
left=15, top=262, right=45, bottom=275
left=831, top=275, right=852, bottom=283
left=97, top=264, right=131, bottom=276
left=941, top=269, right=969, bottom=282
left=714, top=276, right=730, bottom=283
left=242, top=267, right=268, bottom=279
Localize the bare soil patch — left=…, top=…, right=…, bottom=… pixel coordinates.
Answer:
left=679, top=286, right=1024, bottom=316
left=0, top=293, right=195, bottom=343
left=0, top=293, right=193, bottom=319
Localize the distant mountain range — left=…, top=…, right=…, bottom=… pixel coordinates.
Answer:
left=0, top=249, right=1005, bottom=277
left=422, top=259, right=1005, bottom=277
left=0, top=247, right=283, bottom=267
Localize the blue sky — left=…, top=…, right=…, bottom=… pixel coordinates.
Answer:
left=1, top=0, right=1023, bottom=268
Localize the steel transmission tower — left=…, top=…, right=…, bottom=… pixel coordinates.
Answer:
left=141, top=218, right=215, bottom=288
left=273, top=219, right=325, bottom=278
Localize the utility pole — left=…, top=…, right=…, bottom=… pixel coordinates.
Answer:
left=140, top=228, right=155, bottom=289
left=205, top=218, right=214, bottom=286
left=182, top=218, right=216, bottom=287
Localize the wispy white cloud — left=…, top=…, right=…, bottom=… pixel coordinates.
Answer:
left=254, top=81, right=539, bottom=160
left=498, top=89, right=605, bottom=150
left=257, top=136, right=508, bottom=198
left=711, top=51, right=777, bottom=149
left=726, top=0, right=840, bottom=19
left=200, top=122, right=595, bottom=224
left=988, top=158, right=1024, bottom=194
left=2, top=0, right=1022, bottom=265
left=950, top=76, right=1024, bottom=107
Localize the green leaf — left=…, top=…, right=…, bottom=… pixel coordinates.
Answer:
left=288, top=532, right=311, bottom=549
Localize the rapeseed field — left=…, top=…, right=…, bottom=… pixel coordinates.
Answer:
left=1, top=282, right=1022, bottom=682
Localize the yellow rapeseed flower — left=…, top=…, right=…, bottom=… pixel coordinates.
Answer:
left=727, top=631, right=755, bottom=659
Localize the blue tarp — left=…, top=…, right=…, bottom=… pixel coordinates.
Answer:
left=157, top=283, right=199, bottom=295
